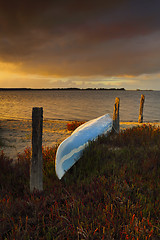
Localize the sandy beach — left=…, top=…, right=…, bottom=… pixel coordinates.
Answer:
left=0, top=119, right=160, bottom=159
left=0, top=120, right=71, bottom=159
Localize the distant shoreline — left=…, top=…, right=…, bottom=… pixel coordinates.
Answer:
left=0, top=87, right=126, bottom=91
left=0, top=88, right=155, bottom=91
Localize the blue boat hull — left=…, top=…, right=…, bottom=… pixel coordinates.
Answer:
left=55, top=114, right=112, bottom=179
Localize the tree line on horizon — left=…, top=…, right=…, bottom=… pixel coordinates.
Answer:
left=0, top=87, right=126, bottom=91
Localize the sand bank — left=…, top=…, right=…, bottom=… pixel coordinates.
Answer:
left=0, top=120, right=160, bottom=159
left=0, top=120, right=71, bottom=159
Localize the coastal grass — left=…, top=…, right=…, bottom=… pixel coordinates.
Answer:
left=0, top=125, right=4, bottom=147
left=0, top=125, right=160, bottom=239
left=0, top=138, right=3, bottom=147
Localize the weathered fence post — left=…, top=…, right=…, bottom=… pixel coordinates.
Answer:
left=30, top=107, right=43, bottom=192
left=112, top=97, right=120, bottom=133
left=138, top=95, right=145, bottom=123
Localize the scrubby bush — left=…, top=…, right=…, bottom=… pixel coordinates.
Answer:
left=67, top=121, right=85, bottom=131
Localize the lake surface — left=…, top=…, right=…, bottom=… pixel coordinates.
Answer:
left=0, top=90, right=160, bottom=122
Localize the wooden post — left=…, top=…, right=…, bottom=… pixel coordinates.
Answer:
left=30, top=107, right=43, bottom=192
left=112, top=97, right=120, bottom=133
left=138, top=95, right=145, bottom=123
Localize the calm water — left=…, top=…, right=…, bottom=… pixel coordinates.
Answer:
left=0, top=90, right=160, bottom=122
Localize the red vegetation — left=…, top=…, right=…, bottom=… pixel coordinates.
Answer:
left=67, top=121, right=85, bottom=131
left=0, top=125, right=160, bottom=239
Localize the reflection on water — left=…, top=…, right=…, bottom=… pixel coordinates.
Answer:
left=0, top=90, right=160, bottom=122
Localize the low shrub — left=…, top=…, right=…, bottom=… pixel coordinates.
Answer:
left=67, top=121, right=85, bottom=131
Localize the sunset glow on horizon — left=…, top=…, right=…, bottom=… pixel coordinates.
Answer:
left=0, top=0, right=160, bottom=90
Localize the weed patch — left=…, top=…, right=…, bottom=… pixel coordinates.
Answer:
left=67, top=121, right=85, bottom=131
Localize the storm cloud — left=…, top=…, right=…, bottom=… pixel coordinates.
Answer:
left=0, top=0, right=160, bottom=88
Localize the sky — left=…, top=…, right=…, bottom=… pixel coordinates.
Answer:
left=0, top=0, right=160, bottom=90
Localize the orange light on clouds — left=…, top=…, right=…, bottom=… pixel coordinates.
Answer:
left=0, top=60, right=160, bottom=90
left=0, top=61, right=29, bottom=88
left=0, top=61, right=22, bottom=79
